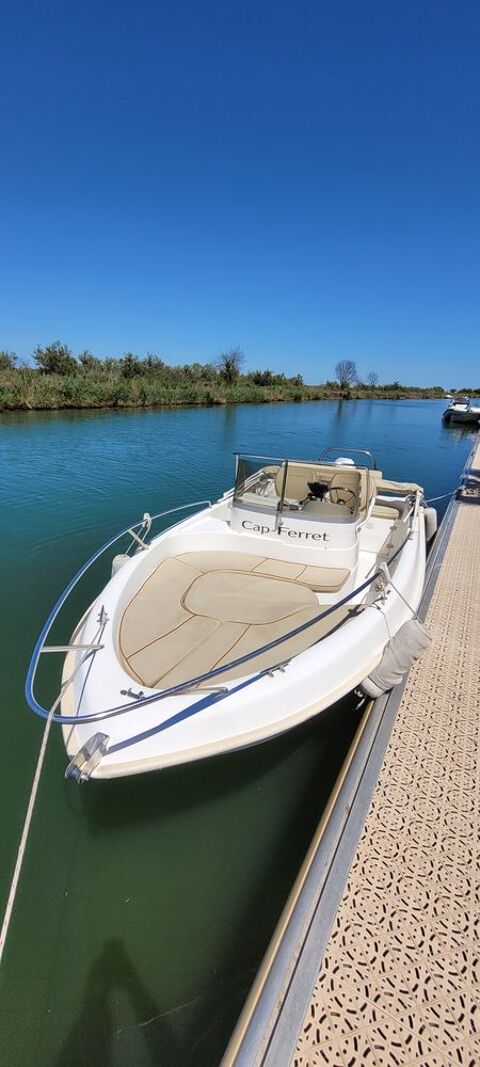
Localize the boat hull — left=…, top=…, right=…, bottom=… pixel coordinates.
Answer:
left=61, top=500, right=427, bottom=779
left=444, top=410, right=480, bottom=424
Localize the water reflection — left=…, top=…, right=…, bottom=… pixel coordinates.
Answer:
left=441, top=421, right=478, bottom=441
left=332, top=399, right=348, bottom=425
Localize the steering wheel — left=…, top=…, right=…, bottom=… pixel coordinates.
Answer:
left=307, top=480, right=329, bottom=500
left=325, top=486, right=357, bottom=512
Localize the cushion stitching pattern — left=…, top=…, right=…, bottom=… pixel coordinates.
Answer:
left=120, top=553, right=352, bottom=687
left=124, top=610, right=195, bottom=661
left=119, top=556, right=199, bottom=656
left=149, top=619, right=226, bottom=687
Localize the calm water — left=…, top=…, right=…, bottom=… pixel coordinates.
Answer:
left=0, top=400, right=474, bottom=1066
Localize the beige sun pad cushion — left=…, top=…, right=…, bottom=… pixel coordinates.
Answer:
left=179, top=552, right=349, bottom=593
left=120, top=557, right=200, bottom=657
left=209, top=603, right=349, bottom=685
left=178, top=551, right=265, bottom=572
left=120, top=551, right=351, bottom=688
left=184, top=569, right=314, bottom=624
left=128, top=617, right=247, bottom=687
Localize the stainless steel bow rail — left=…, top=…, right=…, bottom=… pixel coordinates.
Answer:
left=25, top=492, right=424, bottom=778
left=24, top=500, right=212, bottom=715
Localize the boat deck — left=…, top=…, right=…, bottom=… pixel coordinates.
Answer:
left=293, top=439, right=480, bottom=1065
left=120, top=550, right=352, bottom=687
left=119, top=509, right=399, bottom=689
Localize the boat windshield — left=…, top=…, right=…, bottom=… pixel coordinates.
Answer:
left=233, top=453, right=372, bottom=521
left=234, top=455, right=286, bottom=511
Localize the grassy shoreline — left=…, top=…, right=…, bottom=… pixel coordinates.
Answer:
left=1, top=345, right=471, bottom=411
left=0, top=373, right=453, bottom=412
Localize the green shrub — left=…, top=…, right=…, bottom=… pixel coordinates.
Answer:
left=33, top=341, right=78, bottom=375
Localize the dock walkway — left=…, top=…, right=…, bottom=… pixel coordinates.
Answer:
left=294, top=440, right=480, bottom=1065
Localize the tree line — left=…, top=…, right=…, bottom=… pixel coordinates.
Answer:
left=0, top=344, right=470, bottom=411
left=333, top=359, right=478, bottom=394
left=0, top=342, right=302, bottom=387
left=0, top=344, right=457, bottom=390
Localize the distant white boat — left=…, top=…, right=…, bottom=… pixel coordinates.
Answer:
left=443, top=397, right=480, bottom=424
left=26, top=448, right=434, bottom=780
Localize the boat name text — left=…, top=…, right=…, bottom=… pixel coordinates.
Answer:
left=241, top=520, right=329, bottom=541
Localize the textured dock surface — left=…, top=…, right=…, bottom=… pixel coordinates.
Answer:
left=294, top=441, right=480, bottom=1066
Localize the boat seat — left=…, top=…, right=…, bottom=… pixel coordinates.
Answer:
left=274, top=462, right=337, bottom=501
left=371, top=504, right=401, bottom=520
left=301, top=499, right=352, bottom=518
left=119, top=551, right=351, bottom=688
left=272, top=462, right=382, bottom=518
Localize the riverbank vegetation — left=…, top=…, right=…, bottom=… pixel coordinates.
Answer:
left=0, top=343, right=472, bottom=412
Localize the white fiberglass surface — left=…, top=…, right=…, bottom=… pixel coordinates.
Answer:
left=358, top=514, right=396, bottom=556
left=62, top=513, right=426, bottom=775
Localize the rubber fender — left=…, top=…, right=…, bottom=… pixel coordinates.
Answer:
left=360, top=618, right=432, bottom=699
left=424, top=506, right=438, bottom=543
left=111, top=553, right=129, bottom=577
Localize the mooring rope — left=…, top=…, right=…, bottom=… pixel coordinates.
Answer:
left=0, top=607, right=109, bottom=964
left=389, top=575, right=419, bottom=621
left=424, top=486, right=461, bottom=504
left=0, top=703, right=56, bottom=966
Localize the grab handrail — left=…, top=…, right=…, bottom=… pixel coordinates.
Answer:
left=318, top=446, right=377, bottom=469
left=25, top=494, right=421, bottom=728
left=25, top=501, right=212, bottom=720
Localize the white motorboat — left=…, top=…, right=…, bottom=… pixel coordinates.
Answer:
left=26, top=447, right=435, bottom=780
left=443, top=397, right=480, bottom=424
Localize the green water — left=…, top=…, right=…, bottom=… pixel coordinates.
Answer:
left=0, top=401, right=474, bottom=1065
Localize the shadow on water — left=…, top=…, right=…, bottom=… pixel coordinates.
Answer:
left=56, top=939, right=177, bottom=1067
left=0, top=697, right=364, bottom=1067
left=76, top=740, right=301, bottom=835
left=57, top=696, right=362, bottom=1067
left=77, top=693, right=357, bottom=834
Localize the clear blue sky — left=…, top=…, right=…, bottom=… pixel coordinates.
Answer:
left=0, top=0, right=478, bottom=386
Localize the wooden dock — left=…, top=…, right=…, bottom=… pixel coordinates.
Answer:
left=293, top=438, right=480, bottom=1065
left=221, top=436, right=480, bottom=1067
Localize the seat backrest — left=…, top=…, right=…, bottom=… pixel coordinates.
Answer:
left=273, top=462, right=341, bottom=500
left=273, top=460, right=381, bottom=514
left=331, top=468, right=382, bottom=515
left=329, top=469, right=362, bottom=510
left=360, top=468, right=382, bottom=514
